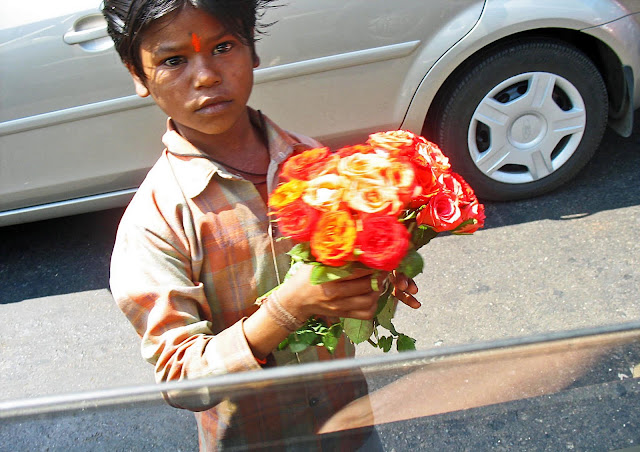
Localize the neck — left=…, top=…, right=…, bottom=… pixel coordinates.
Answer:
left=175, top=110, right=269, bottom=172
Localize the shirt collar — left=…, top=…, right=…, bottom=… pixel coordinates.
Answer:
left=161, top=108, right=312, bottom=199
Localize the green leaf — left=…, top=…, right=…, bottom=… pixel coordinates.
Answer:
left=370, top=272, right=380, bottom=291
left=396, top=334, right=417, bottom=352
left=378, top=336, right=393, bottom=353
left=452, top=218, right=477, bottom=235
left=277, top=336, right=289, bottom=351
left=376, top=296, right=398, bottom=335
left=397, top=248, right=424, bottom=279
left=342, top=318, right=375, bottom=344
left=328, top=322, right=343, bottom=338
left=287, top=243, right=313, bottom=262
left=412, top=226, right=439, bottom=250
left=374, top=289, right=391, bottom=316
left=310, top=264, right=353, bottom=285
left=399, top=210, right=418, bottom=222
left=287, top=331, right=318, bottom=353
left=321, top=332, right=340, bottom=353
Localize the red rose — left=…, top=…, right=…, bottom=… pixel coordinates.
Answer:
left=416, top=191, right=463, bottom=232
left=408, top=192, right=437, bottom=209
left=356, top=216, right=410, bottom=271
left=409, top=152, right=440, bottom=194
left=456, top=201, right=486, bottom=234
left=439, top=172, right=477, bottom=205
left=274, top=199, right=320, bottom=242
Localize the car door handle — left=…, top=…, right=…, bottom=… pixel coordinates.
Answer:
left=63, top=25, right=108, bottom=45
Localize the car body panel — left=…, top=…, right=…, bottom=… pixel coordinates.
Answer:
left=250, top=0, right=485, bottom=146
left=2, top=0, right=640, bottom=225
left=0, top=4, right=166, bottom=214
left=402, top=0, right=640, bottom=133
left=0, top=0, right=484, bottom=225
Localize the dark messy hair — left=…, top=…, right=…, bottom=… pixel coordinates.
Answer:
left=101, top=0, right=276, bottom=80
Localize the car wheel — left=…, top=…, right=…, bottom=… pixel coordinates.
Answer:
left=430, top=40, right=608, bottom=201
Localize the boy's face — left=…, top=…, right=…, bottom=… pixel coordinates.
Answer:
left=131, top=6, right=258, bottom=143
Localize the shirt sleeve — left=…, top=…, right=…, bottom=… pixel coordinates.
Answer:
left=109, top=170, right=263, bottom=410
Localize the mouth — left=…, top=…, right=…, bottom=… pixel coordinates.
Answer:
left=194, top=97, right=232, bottom=115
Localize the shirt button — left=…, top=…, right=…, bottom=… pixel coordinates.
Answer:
left=309, top=397, right=319, bottom=407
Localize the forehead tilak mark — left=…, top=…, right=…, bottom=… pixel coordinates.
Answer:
left=191, top=33, right=201, bottom=52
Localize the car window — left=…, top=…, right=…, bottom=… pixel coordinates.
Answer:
left=2, top=322, right=638, bottom=450
left=1, top=0, right=639, bottom=449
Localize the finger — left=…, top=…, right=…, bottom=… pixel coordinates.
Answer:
left=323, top=275, right=383, bottom=299
left=395, top=291, right=421, bottom=309
left=404, top=278, right=418, bottom=295
left=390, top=271, right=408, bottom=292
left=341, top=300, right=379, bottom=320
left=340, top=267, right=376, bottom=281
left=320, top=293, right=379, bottom=319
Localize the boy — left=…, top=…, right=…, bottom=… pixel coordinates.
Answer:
left=103, top=0, right=420, bottom=449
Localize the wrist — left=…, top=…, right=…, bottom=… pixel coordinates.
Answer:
left=273, top=284, right=311, bottom=321
left=264, top=290, right=305, bottom=332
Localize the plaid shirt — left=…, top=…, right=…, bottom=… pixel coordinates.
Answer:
left=110, top=110, right=370, bottom=450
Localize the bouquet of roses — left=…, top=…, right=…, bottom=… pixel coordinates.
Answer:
left=263, top=130, right=485, bottom=353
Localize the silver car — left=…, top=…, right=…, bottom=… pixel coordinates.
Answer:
left=2, top=0, right=640, bottom=226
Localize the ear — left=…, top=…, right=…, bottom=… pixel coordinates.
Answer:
left=126, top=64, right=150, bottom=98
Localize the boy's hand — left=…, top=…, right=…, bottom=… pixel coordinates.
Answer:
left=277, top=265, right=388, bottom=321
left=389, top=271, right=421, bottom=309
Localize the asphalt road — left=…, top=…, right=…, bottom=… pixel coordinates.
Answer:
left=0, top=118, right=639, bottom=450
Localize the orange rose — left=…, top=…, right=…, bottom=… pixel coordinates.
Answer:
left=356, top=216, right=410, bottom=271
left=416, top=191, right=463, bottom=232
left=302, top=174, right=348, bottom=211
left=281, top=147, right=337, bottom=181
left=336, top=144, right=376, bottom=158
left=268, top=179, right=307, bottom=211
left=338, top=152, right=390, bottom=180
left=346, top=180, right=402, bottom=215
left=418, top=141, right=450, bottom=174
left=274, top=198, right=320, bottom=242
left=385, top=159, right=420, bottom=204
left=367, top=130, right=421, bottom=157
left=311, top=210, right=357, bottom=266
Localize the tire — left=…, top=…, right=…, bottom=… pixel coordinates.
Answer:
left=430, top=40, right=608, bottom=201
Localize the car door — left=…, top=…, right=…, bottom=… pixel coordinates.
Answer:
left=250, top=0, right=485, bottom=147
left=0, top=1, right=165, bottom=214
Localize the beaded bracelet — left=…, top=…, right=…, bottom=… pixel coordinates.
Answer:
left=264, top=290, right=305, bottom=333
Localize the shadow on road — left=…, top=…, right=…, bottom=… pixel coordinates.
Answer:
left=1, top=117, right=639, bottom=304
left=0, top=207, right=125, bottom=304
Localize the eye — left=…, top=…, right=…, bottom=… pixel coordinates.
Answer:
left=163, top=56, right=186, bottom=67
left=212, top=42, right=233, bottom=55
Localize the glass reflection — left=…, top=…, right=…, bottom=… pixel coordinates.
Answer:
left=1, top=322, right=638, bottom=451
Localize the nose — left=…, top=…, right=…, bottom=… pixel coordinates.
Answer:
left=193, top=57, right=222, bottom=88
